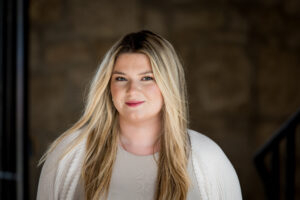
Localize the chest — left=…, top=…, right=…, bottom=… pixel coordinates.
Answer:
left=74, top=144, right=201, bottom=200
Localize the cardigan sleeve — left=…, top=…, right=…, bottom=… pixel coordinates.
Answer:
left=36, top=138, right=66, bottom=200
left=36, top=130, right=85, bottom=200
left=189, top=129, right=243, bottom=200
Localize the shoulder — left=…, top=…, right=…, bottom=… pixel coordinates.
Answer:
left=42, top=127, right=87, bottom=176
left=45, top=128, right=85, bottom=167
left=187, top=128, right=235, bottom=171
left=187, top=129, right=243, bottom=199
left=37, top=128, right=86, bottom=200
left=187, top=129, right=225, bottom=158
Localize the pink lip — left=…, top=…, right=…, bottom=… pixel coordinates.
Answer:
left=125, top=101, right=144, bottom=107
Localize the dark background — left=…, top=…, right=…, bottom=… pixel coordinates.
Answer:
left=29, top=0, right=300, bottom=199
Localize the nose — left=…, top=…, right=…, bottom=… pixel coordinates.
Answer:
left=127, top=80, right=140, bottom=94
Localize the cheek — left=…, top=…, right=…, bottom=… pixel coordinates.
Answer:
left=110, top=83, right=122, bottom=98
left=110, top=84, right=124, bottom=107
left=146, top=85, right=163, bottom=104
left=110, top=84, right=117, bottom=98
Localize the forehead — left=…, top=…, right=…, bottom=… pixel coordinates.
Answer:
left=113, top=53, right=152, bottom=71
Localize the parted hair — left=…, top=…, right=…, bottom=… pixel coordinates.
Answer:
left=39, top=30, right=191, bottom=200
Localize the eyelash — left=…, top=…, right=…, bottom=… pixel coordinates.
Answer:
left=115, top=76, right=154, bottom=81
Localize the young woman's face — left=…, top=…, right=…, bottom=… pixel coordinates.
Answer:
left=110, top=53, right=164, bottom=122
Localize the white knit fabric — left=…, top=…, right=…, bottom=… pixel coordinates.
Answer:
left=37, top=129, right=242, bottom=200
left=189, top=129, right=242, bottom=200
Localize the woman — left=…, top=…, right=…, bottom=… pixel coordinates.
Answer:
left=37, top=30, right=242, bottom=200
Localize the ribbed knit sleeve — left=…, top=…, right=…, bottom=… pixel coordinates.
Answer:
left=188, top=129, right=243, bottom=200
left=36, top=130, right=86, bottom=200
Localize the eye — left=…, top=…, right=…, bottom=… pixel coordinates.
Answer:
left=115, top=77, right=127, bottom=81
left=142, top=76, right=154, bottom=81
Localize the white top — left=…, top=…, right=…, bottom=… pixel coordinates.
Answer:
left=73, top=141, right=201, bottom=200
left=37, top=129, right=243, bottom=200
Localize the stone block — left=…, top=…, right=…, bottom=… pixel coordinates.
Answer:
left=284, top=0, right=300, bottom=16
left=285, top=21, right=300, bottom=49
left=44, top=39, right=93, bottom=67
left=225, top=8, right=249, bottom=32
left=209, top=30, right=248, bottom=44
left=143, top=7, right=168, bottom=36
left=30, top=0, right=64, bottom=25
left=29, top=29, right=42, bottom=73
left=257, top=46, right=300, bottom=117
left=245, top=9, right=284, bottom=37
left=173, top=7, right=226, bottom=32
left=67, top=0, right=140, bottom=38
left=187, top=44, right=252, bottom=115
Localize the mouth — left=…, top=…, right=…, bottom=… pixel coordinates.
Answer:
left=125, top=101, right=145, bottom=107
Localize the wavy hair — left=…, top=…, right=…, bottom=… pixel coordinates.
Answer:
left=39, top=30, right=191, bottom=200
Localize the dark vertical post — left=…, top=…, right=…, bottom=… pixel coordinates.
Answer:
left=16, top=0, right=29, bottom=199
left=0, top=0, right=28, bottom=199
left=271, top=146, right=280, bottom=200
left=0, top=0, right=17, bottom=199
left=286, top=127, right=295, bottom=200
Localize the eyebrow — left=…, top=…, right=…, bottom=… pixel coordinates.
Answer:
left=112, top=70, right=153, bottom=75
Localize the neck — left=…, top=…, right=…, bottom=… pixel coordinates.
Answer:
left=118, top=116, right=162, bottom=152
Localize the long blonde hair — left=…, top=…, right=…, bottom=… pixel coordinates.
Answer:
left=39, top=30, right=191, bottom=200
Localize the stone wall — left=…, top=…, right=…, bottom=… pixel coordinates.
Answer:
left=29, top=0, right=300, bottom=199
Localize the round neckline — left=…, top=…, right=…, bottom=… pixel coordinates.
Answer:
left=118, top=141, right=159, bottom=158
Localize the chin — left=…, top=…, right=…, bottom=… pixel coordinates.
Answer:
left=126, top=114, right=146, bottom=122
left=120, top=112, right=150, bottom=122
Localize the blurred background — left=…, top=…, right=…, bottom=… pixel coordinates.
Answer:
left=1, top=0, right=300, bottom=199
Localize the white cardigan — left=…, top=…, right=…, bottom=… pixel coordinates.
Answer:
left=37, top=129, right=242, bottom=200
